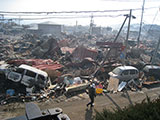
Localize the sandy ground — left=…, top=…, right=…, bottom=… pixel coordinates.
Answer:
left=0, top=87, right=160, bottom=120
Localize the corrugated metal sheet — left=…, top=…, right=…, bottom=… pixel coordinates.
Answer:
left=8, top=59, right=53, bottom=66
left=8, top=59, right=63, bottom=70
left=72, top=46, right=98, bottom=61
left=33, top=64, right=63, bottom=71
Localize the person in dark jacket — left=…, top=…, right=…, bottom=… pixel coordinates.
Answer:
left=86, top=83, right=96, bottom=107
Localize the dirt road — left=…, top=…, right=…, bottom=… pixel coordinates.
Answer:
left=1, top=87, right=160, bottom=120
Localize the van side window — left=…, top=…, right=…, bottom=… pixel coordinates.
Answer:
left=25, top=70, right=36, bottom=78
left=135, top=70, right=138, bottom=74
left=122, top=70, right=129, bottom=75
left=37, top=75, right=45, bottom=84
left=38, top=75, right=45, bottom=81
left=16, top=68, right=25, bottom=74
left=130, top=70, right=136, bottom=75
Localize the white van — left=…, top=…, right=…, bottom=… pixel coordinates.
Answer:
left=108, top=66, right=139, bottom=81
left=7, top=64, right=50, bottom=88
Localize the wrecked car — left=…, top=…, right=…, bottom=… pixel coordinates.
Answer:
left=143, top=65, right=160, bottom=80
left=109, top=66, right=139, bottom=81
left=7, top=64, right=50, bottom=90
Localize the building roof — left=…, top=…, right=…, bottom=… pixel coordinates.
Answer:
left=118, top=66, right=138, bottom=71
left=38, top=23, right=61, bottom=26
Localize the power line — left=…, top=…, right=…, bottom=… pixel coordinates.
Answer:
left=0, top=14, right=125, bottom=21
left=0, top=6, right=158, bottom=14
left=147, top=9, right=159, bottom=32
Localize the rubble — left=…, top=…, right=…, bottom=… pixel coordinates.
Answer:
left=71, top=46, right=98, bottom=62
left=0, top=22, right=160, bottom=106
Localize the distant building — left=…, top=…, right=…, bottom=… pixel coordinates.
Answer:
left=101, top=27, right=112, bottom=35
left=92, top=27, right=102, bottom=35
left=38, top=24, right=62, bottom=36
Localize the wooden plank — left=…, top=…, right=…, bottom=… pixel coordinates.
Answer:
left=107, top=77, right=119, bottom=92
left=66, top=83, right=89, bottom=93
left=143, top=81, right=160, bottom=85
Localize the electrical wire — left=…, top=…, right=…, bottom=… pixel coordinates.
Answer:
left=0, top=14, right=125, bottom=21
left=0, top=6, right=158, bottom=14
left=0, top=6, right=159, bottom=22
left=147, top=10, right=159, bottom=32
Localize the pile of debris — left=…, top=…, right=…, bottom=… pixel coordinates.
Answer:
left=1, top=22, right=160, bottom=106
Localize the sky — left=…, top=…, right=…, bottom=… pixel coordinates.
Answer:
left=0, top=0, right=160, bottom=27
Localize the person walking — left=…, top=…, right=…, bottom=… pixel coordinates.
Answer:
left=86, top=83, right=96, bottom=107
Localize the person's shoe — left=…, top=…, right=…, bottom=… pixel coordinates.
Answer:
left=86, top=104, right=89, bottom=107
left=91, top=104, right=94, bottom=107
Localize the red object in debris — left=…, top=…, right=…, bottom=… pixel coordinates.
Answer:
left=121, top=46, right=126, bottom=51
left=72, top=46, right=98, bottom=61
left=8, top=59, right=63, bottom=71
left=96, top=83, right=103, bottom=88
left=33, top=64, right=63, bottom=71
left=8, top=59, right=54, bottom=66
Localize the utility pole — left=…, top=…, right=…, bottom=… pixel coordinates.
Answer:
left=137, top=0, right=145, bottom=48
left=19, top=16, right=21, bottom=25
left=91, top=11, right=135, bottom=78
left=101, top=15, right=128, bottom=66
left=151, top=37, right=160, bottom=64
left=124, top=9, right=132, bottom=62
left=89, top=14, right=94, bottom=35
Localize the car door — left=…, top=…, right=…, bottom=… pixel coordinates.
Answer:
left=36, top=74, right=46, bottom=88
left=121, top=70, right=130, bottom=81
left=130, top=69, right=137, bottom=79
left=21, top=70, right=36, bottom=87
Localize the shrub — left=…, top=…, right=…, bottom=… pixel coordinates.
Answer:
left=95, top=97, right=160, bottom=120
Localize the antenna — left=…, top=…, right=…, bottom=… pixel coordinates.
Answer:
left=75, top=20, right=78, bottom=33
left=89, top=14, right=94, bottom=35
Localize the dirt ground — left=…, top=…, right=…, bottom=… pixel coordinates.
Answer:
left=1, top=86, right=160, bottom=120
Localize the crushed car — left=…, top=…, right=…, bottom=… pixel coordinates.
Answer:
left=5, top=64, right=51, bottom=93
left=142, top=65, right=160, bottom=81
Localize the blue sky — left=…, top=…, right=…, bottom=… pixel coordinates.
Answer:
left=0, top=0, right=160, bottom=27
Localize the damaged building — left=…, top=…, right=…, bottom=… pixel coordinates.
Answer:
left=38, top=23, right=62, bottom=37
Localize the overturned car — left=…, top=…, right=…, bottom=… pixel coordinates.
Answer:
left=4, top=64, right=51, bottom=94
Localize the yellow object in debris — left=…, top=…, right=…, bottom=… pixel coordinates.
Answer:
left=96, top=88, right=103, bottom=94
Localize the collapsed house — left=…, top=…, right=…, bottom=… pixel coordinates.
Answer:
left=32, top=38, right=62, bottom=59
left=71, top=46, right=98, bottom=61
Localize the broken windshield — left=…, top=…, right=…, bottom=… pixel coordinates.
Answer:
left=112, top=68, right=121, bottom=75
